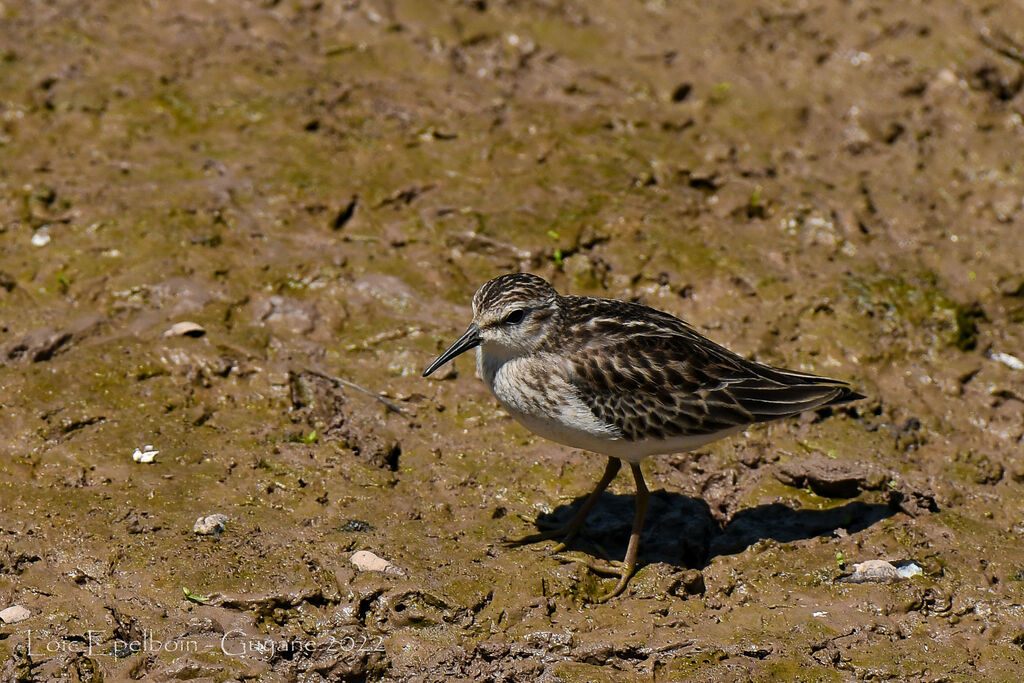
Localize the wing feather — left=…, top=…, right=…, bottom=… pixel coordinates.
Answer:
left=560, top=297, right=862, bottom=442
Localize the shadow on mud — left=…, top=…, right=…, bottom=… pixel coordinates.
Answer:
left=533, top=491, right=898, bottom=570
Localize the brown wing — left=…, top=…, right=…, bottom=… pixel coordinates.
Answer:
left=561, top=298, right=862, bottom=442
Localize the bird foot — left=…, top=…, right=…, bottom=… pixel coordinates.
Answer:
left=552, top=554, right=636, bottom=602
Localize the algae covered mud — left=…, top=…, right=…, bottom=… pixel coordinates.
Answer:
left=1, top=0, right=1023, bottom=679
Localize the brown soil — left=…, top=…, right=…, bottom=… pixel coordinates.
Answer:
left=1, top=0, right=1023, bottom=680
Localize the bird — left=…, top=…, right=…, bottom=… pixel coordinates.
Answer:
left=422, top=272, right=864, bottom=600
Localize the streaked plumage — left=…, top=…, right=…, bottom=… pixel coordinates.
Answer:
left=424, top=272, right=864, bottom=600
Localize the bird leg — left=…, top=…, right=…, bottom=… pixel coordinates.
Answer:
left=591, top=462, right=649, bottom=602
left=502, top=456, right=621, bottom=550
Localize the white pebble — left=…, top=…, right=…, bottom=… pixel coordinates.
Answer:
left=350, top=550, right=405, bottom=576
left=896, top=562, right=923, bottom=579
left=193, top=514, right=229, bottom=536
left=992, top=352, right=1024, bottom=371
left=31, top=228, right=51, bottom=247
left=0, top=605, right=31, bottom=624
left=842, top=559, right=902, bottom=583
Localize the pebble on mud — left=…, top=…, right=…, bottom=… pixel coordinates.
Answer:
left=163, top=321, right=207, bottom=338
left=841, top=559, right=921, bottom=583
left=132, top=445, right=159, bottom=463
left=897, top=562, right=923, bottom=578
left=350, top=550, right=405, bottom=576
left=31, top=227, right=51, bottom=246
left=992, top=351, right=1024, bottom=371
left=193, top=514, right=229, bottom=536
left=0, top=605, right=31, bottom=624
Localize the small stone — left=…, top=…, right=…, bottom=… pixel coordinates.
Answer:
left=164, top=321, right=206, bottom=338
left=932, top=68, right=958, bottom=90
left=0, top=605, right=31, bottom=624
left=896, top=562, right=923, bottom=579
left=668, top=569, right=706, bottom=597
left=841, top=559, right=902, bottom=583
left=193, top=514, right=229, bottom=536
left=350, top=550, right=405, bottom=576
left=254, top=296, right=317, bottom=335
left=31, top=228, right=51, bottom=247
left=992, top=352, right=1024, bottom=371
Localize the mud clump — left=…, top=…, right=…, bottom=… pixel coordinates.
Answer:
left=289, top=370, right=402, bottom=471
left=774, top=454, right=884, bottom=498
left=3, top=315, right=105, bottom=363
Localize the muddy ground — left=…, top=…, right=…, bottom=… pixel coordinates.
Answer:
left=1, top=0, right=1023, bottom=680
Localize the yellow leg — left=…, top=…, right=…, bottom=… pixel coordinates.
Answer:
left=594, top=462, right=648, bottom=602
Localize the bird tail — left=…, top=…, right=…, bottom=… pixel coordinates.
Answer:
left=826, top=386, right=866, bottom=406
left=728, top=363, right=865, bottom=421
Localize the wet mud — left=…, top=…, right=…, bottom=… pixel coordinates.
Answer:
left=1, top=0, right=1023, bottom=680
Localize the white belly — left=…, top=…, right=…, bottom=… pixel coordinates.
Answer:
left=475, top=346, right=740, bottom=463
left=507, top=411, right=741, bottom=463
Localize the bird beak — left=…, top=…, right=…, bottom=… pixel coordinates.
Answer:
left=423, top=323, right=481, bottom=377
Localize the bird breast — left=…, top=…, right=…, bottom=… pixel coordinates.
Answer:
left=476, top=346, right=622, bottom=447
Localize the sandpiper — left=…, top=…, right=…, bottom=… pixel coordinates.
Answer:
left=423, top=273, right=863, bottom=600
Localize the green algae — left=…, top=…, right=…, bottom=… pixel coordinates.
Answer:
left=843, top=271, right=986, bottom=354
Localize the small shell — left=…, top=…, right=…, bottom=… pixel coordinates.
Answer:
left=163, top=321, right=206, bottom=338
left=132, top=445, right=159, bottom=463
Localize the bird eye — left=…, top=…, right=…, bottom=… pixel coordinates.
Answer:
left=503, top=309, right=525, bottom=325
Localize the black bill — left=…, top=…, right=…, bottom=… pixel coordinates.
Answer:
left=422, top=323, right=481, bottom=377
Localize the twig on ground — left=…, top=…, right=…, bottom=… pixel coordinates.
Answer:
left=303, top=369, right=408, bottom=415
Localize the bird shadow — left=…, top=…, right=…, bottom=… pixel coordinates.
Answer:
left=531, top=490, right=897, bottom=570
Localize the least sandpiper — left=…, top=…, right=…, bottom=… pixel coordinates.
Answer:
left=423, top=273, right=863, bottom=600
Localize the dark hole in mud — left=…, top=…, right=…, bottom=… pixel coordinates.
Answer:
left=350, top=442, right=401, bottom=471
left=968, top=62, right=1024, bottom=101
left=953, top=302, right=986, bottom=351
left=383, top=444, right=401, bottom=472
left=332, top=194, right=359, bottom=230
left=671, top=83, right=692, bottom=102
